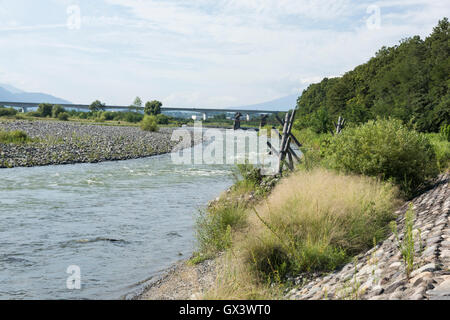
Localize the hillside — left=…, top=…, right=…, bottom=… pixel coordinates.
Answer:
left=0, top=84, right=71, bottom=104
left=228, top=94, right=299, bottom=112
left=295, top=18, right=450, bottom=133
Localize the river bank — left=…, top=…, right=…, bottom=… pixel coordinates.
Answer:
left=136, top=173, right=450, bottom=300
left=0, top=120, right=189, bottom=168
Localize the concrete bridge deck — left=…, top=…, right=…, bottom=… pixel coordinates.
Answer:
left=0, top=101, right=281, bottom=116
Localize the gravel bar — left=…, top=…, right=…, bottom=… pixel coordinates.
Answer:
left=0, top=120, right=192, bottom=168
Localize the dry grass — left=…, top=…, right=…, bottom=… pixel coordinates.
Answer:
left=204, top=168, right=400, bottom=299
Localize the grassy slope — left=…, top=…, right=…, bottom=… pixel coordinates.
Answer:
left=195, top=168, right=400, bottom=299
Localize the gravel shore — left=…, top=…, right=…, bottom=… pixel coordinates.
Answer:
left=134, top=258, right=218, bottom=300
left=0, top=120, right=189, bottom=168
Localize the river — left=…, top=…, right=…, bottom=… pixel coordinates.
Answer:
left=0, top=147, right=235, bottom=299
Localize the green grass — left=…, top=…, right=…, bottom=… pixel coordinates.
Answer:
left=0, top=130, right=32, bottom=144
left=192, top=202, right=247, bottom=263
left=390, top=204, right=419, bottom=278
left=426, top=133, right=450, bottom=172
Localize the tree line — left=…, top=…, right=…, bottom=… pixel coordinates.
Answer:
left=295, top=18, right=449, bottom=133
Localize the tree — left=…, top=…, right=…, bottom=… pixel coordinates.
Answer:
left=295, top=18, right=450, bottom=133
left=132, top=96, right=142, bottom=113
left=144, top=100, right=162, bottom=116
left=140, top=115, right=159, bottom=132
left=52, top=105, right=66, bottom=118
left=89, top=100, right=105, bottom=112
left=37, top=103, right=53, bottom=117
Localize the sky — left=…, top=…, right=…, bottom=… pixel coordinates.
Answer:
left=0, top=0, right=448, bottom=108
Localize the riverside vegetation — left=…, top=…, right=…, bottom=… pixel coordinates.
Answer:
left=186, top=18, right=449, bottom=300
left=188, top=118, right=448, bottom=300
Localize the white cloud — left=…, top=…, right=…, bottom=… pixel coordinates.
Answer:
left=0, top=0, right=448, bottom=107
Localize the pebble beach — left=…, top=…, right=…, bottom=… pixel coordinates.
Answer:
left=0, top=120, right=186, bottom=168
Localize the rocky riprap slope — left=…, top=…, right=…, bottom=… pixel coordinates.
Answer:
left=0, top=120, right=194, bottom=168
left=286, top=173, right=450, bottom=300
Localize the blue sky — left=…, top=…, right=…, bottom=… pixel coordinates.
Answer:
left=0, top=0, right=448, bottom=107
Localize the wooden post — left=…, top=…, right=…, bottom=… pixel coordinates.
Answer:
left=278, top=113, right=290, bottom=174
left=267, top=109, right=302, bottom=175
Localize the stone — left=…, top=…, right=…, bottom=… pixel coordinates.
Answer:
left=371, top=285, right=384, bottom=296
left=408, top=293, right=425, bottom=300
left=410, top=263, right=436, bottom=278
left=389, top=291, right=404, bottom=300
left=389, top=262, right=402, bottom=269
left=427, top=278, right=450, bottom=298
left=385, top=280, right=406, bottom=294
left=440, top=249, right=450, bottom=258
left=422, top=245, right=437, bottom=257
left=409, top=272, right=432, bottom=286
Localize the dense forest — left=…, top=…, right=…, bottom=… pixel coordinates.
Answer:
left=295, top=18, right=449, bottom=133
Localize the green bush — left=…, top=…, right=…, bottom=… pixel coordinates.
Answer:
left=156, top=114, right=170, bottom=125
left=52, top=105, right=65, bottom=118
left=0, top=130, right=31, bottom=144
left=325, top=118, right=438, bottom=196
left=0, top=107, right=18, bottom=117
left=37, top=103, right=53, bottom=117
left=123, top=112, right=144, bottom=123
left=58, top=112, right=70, bottom=121
left=140, top=115, right=159, bottom=132
left=428, top=133, right=450, bottom=171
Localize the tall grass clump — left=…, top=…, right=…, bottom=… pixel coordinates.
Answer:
left=193, top=203, right=247, bottom=263
left=427, top=132, right=450, bottom=172
left=325, top=118, right=438, bottom=197
left=140, top=115, right=159, bottom=132
left=390, top=204, right=418, bottom=278
left=0, top=130, right=31, bottom=144
left=206, top=169, right=399, bottom=299
left=246, top=169, right=398, bottom=279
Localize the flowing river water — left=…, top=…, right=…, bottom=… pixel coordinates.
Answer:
left=0, top=143, right=236, bottom=299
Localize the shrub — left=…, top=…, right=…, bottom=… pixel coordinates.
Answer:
left=58, top=112, right=69, bottom=121
left=428, top=133, right=450, bottom=172
left=0, top=130, right=31, bottom=144
left=156, top=114, right=169, bottom=125
left=123, top=112, right=143, bottom=123
left=0, top=107, right=18, bottom=117
left=140, top=115, right=159, bottom=132
left=27, top=111, right=42, bottom=117
left=100, top=111, right=116, bottom=121
left=441, top=124, right=450, bottom=142
left=52, top=105, right=65, bottom=118
left=325, top=118, right=438, bottom=196
left=291, top=128, right=332, bottom=170
left=195, top=203, right=247, bottom=257
left=37, top=103, right=53, bottom=117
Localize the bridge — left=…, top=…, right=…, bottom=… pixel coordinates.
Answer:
left=0, top=101, right=281, bottom=121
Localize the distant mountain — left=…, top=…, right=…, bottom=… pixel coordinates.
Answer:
left=0, top=84, right=71, bottom=104
left=228, top=94, right=299, bottom=112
